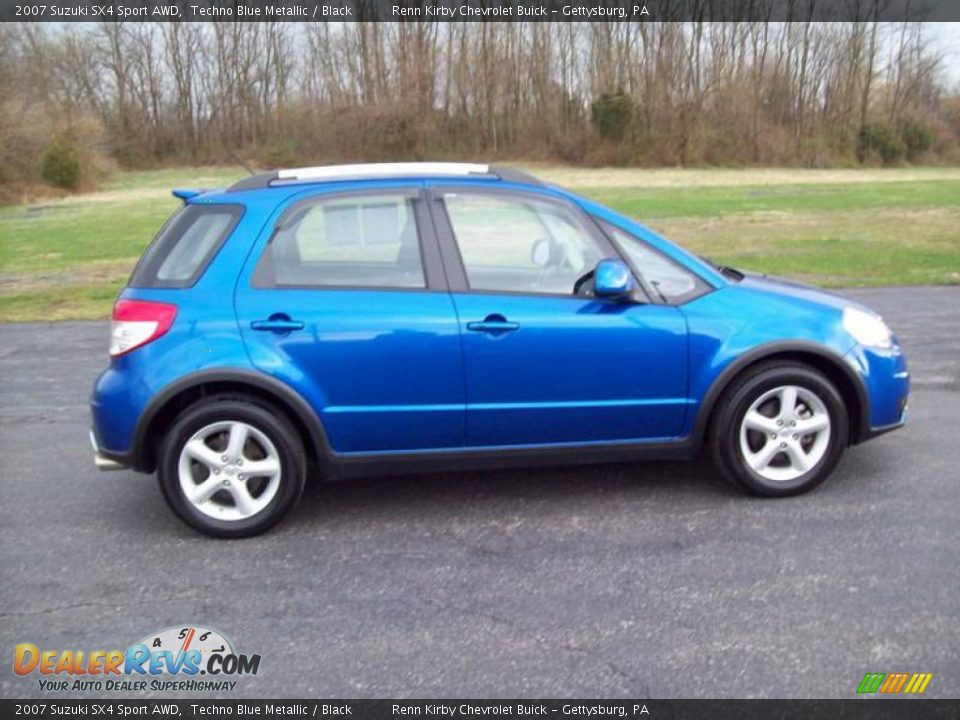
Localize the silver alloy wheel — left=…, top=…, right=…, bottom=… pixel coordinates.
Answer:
left=177, top=421, right=282, bottom=521
left=738, top=384, right=831, bottom=482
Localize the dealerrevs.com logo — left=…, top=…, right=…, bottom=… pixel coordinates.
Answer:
left=13, top=625, right=261, bottom=693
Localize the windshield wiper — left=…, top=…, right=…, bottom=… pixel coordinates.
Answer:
left=699, top=255, right=744, bottom=281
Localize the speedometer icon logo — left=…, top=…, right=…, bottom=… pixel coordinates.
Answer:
left=134, top=625, right=235, bottom=670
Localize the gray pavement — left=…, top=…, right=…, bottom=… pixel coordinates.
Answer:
left=0, top=286, right=958, bottom=699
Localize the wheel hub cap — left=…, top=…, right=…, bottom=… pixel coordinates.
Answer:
left=177, top=420, right=282, bottom=522
left=738, top=384, right=832, bottom=483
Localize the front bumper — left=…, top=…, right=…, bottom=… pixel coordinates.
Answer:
left=845, top=341, right=910, bottom=439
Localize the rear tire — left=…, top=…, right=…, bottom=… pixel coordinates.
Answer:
left=709, top=362, right=848, bottom=497
left=158, top=397, right=306, bottom=538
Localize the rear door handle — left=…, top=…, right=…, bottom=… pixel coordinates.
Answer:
left=466, top=314, right=520, bottom=335
left=251, top=314, right=304, bottom=333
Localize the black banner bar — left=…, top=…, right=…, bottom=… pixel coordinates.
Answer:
left=3, top=700, right=960, bottom=720
left=3, top=0, right=960, bottom=23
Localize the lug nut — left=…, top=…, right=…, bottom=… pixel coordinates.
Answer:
left=793, top=434, right=799, bottom=440
left=777, top=420, right=783, bottom=426
left=213, top=468, right=220, bottom=475
left=780, top=442, right=787, bottom=448
left=237, top=460, right=243, bottom=466
left=221, top=455, right=228, bottom=462
left=770, top=433, right=776, bottom=439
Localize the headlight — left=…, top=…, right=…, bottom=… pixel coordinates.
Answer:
left=842, top=307, right=893, bottom=349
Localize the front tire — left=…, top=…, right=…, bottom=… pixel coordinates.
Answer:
left=158, top=398, right=306, bottom=537
left=709, top=362, right=848, bottom=496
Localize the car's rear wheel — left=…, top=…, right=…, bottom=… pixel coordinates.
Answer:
left=709, top=362, right=848, bottom=496
left=158, top=398, right=306, bottom=537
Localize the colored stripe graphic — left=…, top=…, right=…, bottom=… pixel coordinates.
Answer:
left=857, top=673, right=885, bottom=693
left=904, top=673, right=933, bottom=694
left=857, top=672, right=933, bottom=694
left=880, top=672, right=909, bottom=693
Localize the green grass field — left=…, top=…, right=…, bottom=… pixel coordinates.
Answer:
left=1, top=166, right=958, bottom=321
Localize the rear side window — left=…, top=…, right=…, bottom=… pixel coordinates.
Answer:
left=253, top=193, right=425, bottom=289
left=129, top=204, right=243, bottom=288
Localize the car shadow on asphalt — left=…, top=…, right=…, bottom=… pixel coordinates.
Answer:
left=283, top=439, right=898, bottom=534
left=109, top=444, right=887, bottom=538
left=287, top=455, right=741, bottom=528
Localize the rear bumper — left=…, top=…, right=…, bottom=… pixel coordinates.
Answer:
left=90, top=430, right=128, bottom=471
left=90, top=366, right=153, bottom=458
left=94, top=453, right=126, bottom=471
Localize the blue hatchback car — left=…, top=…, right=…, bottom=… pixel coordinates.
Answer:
left=91, top=163, right=909, bottom=537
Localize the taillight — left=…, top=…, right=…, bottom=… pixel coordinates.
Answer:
left=110, top=299, right=177, bottom=357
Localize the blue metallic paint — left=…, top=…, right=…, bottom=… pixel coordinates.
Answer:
left=450, top=293, right=689, bottom=446
left=593, top=258, right=634, bottom=297
left=237, top=288, right=466, bottom=453
left=845, top=341, right=910, bottom=429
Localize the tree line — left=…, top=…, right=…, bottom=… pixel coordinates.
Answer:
left=1, top=18, right=957, bottom=192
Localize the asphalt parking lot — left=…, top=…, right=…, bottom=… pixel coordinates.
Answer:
left=1, top=286, right=958, bottom=699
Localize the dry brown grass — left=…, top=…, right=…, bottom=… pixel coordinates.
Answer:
left=531, top=165, right=960, bottom=189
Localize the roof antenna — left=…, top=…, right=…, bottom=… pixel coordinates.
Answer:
left=229, top=150, right=257, bottom=176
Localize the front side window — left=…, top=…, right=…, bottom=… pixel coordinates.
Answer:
left=255, top=193, right=425, bottom=289
left=600, top=221, right=709, bottom=303
left=129, top=204, right=242, bottom=288
left=442, top=192, right=608, bottom=296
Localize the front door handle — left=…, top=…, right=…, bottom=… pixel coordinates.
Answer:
left=466, top=314, right=520, bottom=335
left=251, top=314, right=304, bottom=333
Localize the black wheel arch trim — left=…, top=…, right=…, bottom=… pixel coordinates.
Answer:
left=128, top=368, right=335, bottom=473
left=690, top=340, right=871, bottom=447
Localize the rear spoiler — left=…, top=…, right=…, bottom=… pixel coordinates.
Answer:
left=171, top=188, right=207, bottom=201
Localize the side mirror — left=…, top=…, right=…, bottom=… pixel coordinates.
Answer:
left=593, top=258, right=634, bottom=299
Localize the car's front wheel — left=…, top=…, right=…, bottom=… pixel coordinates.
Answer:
left=710, top=362, right=849, bottom=496
left=158, top=397, right=306, bottom=537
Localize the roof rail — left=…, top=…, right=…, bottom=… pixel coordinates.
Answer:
left=489, top=166, right=543, bottom=185
left=227, top=162, right=541, bottom=192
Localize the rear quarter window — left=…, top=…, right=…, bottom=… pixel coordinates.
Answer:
left=129, top=204, right=243, bottom=288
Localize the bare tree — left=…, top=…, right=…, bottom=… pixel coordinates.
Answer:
left=2, top=18, right=954, bottom=179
